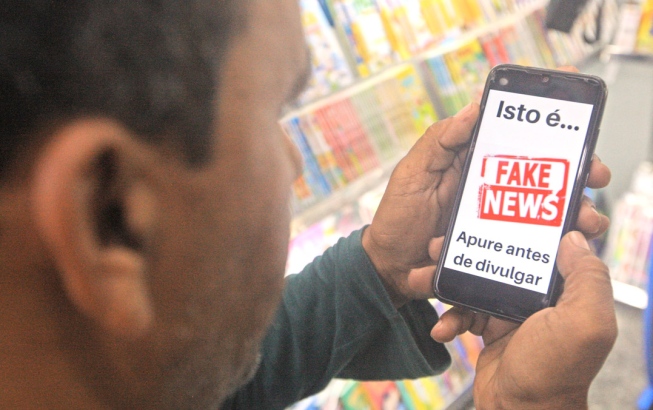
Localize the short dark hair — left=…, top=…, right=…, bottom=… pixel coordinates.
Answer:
left=0, top=0, right=240, bottom=174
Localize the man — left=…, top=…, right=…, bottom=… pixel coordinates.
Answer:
left=0, top=0, right=615, bottom=409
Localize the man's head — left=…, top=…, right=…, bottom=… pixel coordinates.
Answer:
left=0, top=0, right=307, bottom=408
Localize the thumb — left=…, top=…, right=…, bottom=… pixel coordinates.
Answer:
left=556, top=231, right=611, bottom=295
left=554, top=231, right=616, bottom=344
left=395, top=103, right=479, bottom=178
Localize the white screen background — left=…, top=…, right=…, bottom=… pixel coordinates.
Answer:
left=442, top=90, right=594, bottom=294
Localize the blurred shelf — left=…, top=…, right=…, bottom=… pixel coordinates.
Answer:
left=602, top=45, right=653, bottom=61
left=290, top=154, right=403, bottom=236
left=283, top=0, right=548, bottom=121
left=418, top=0, right=548, bottom=62
left=446, top=380, right=474, bottom=410
left=281, top=63, right=415, bottom=121
left=612, top=279, right=648, bottom=310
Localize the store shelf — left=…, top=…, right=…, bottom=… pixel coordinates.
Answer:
left=285, top=1, right=624, bottom=407
left=612, top=280, right=648, bottom=310
left=281, top=63, right=416, bottom=122
left=290, top=153, right=403, bottom=236
left=603, top=44, right=653, bottom=61
left=418, top=0, right=548, bottom=62
left=446, top=381, right=474, bottom=410
left=284, top=0, right=548, bottom=122
left=287, top=2, right=615, bottom=235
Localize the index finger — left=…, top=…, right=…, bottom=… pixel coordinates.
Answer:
left=431, top=306, right=480, bottom=343
left=587, top=155, right=611, bottom=189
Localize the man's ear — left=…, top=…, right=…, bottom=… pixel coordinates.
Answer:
left=31, top=119, right=158, bottom=339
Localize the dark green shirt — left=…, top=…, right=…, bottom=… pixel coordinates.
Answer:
left=222, top=229, right=451, bottom=409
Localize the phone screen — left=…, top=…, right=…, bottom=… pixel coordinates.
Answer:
left=434, top=65, right=606, bottom=320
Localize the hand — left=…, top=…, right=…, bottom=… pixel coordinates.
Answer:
left=362, top=103, right=480, bottom=306
left=362, top=98, right=610, bottom=306
left=431, top=232, right=617, bottom=409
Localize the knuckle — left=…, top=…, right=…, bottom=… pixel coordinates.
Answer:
left=424, top=117, right=451, bottom=136
left=578, top=312, right=618, bottom=351
left=568, top=253, right=608, bottom=277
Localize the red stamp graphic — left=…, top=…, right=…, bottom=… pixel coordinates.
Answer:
left=478, top=155, right=569, bottom=226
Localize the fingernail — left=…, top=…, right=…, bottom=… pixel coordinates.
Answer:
left=593, top=154, right=602, bottom=162
left=588, top=200, right=599, bottom=216
left=454, top=103, right=474, bottom=118
left=592, top=206, right=600, bottom=217
left=569, top=231, right=590, bottom=250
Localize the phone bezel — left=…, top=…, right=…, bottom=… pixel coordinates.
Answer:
left=433, top=64, right=608, bottom=322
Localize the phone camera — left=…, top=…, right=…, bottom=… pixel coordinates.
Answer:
left=542, top=76, right=550, bottom=83
left=499, top=78, right=509, bottom=86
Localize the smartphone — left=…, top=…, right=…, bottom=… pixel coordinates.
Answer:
left=433, top=64, right=607, bottom=322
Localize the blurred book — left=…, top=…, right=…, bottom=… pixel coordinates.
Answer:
left=603, top=162, right=653, bottom=289
left=637, top=0, right=653, bottom=53
left=331, top=0, right=399, bottom=76
left=299, top=0, right=356, bottom=103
